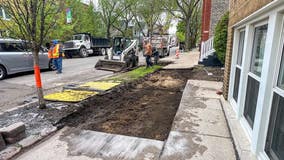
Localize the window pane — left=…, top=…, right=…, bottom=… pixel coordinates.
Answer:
left=0, top=8, right=3, bottom=18
left=2, top=43, right=24, bottom=52
left=237, top=31, right=245, bottom=65
left=233, top=68, right=241, bottom=102
left=266, top=93, right=284, bottom=160
left=4, top=9, right=10, bottom=19
left=278, top=47, right=284, bottom=90
left=250, top=25, right=268, bottom=77
left=244, top=76, right=260, bottom=128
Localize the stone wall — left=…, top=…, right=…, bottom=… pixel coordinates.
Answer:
left=209, top=0, right=229, bottom=37
left=223, top=0, right=273, bottom=99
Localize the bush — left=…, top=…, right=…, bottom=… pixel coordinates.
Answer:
left=214, top=12, right=229, bottom=64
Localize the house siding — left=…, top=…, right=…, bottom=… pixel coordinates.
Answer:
left=223, top=0, right=273, bottom=99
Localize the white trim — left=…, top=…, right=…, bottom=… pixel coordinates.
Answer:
left=228, top=29, right=240, bottom=104
left=274, top=87, right=284, bottom=97
left=251, top=12, right=283, bottom=154
left=258, top=151, right=270, bottom=160
left=253, top=20, right=269, bottom=28
left=240, top=116, right=253, bottom=140
left=238, top=25, right=255, bottom=120
left=248, top=72, right=261, bottom=82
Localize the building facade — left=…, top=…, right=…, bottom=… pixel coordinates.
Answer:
left=224, top=0, right=284, bottom=159
left=200, top=0, right=228, bottom=63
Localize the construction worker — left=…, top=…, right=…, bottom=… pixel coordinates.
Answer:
left=144, top=39, right=153, bottom=68
left=51, top=40, right=64, bottom=74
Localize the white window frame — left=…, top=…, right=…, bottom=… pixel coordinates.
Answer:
left=229, top=28, right=246, bottom=111
left=228, top=1, right=284, bottom=160
left=259, top=14, right=284, bottom=160
left=240, top=20, right=269, bottom=140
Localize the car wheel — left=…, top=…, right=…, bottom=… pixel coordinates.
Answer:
left=79, top=47, right=88, bottom=58
left=0, top=65, right=7, bottom=80
left=49, top=60, right=56, bottom=71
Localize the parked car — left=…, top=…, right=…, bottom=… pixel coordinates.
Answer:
left=0, top=38, right=54, bottom=80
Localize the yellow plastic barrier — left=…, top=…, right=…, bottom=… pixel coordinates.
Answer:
left=79, top=81, right=120, bottom=91
left=44, top=90, right=97, bottom=102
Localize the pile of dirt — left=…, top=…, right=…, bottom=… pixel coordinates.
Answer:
left=60, top=67, right=223, bottom=141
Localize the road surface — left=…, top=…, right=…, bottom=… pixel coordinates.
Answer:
left=0, top=56, right=113, bottom=112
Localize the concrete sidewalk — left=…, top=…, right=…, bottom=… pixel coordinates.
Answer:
left=159, top=80, right=236, bottom=160
left=161, top=50, right=200, bottom=69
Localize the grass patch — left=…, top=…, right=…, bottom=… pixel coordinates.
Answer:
left=106, top=65, right=162, bottom=82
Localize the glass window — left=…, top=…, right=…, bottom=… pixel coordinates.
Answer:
left=265, top=93, right=284, bottom=160
left=0, top=8, right=3, bottom=18
left=244, top=76, right=260, bottom=128
left=250, top=24, right=268, bottom=77
left=1, top=42, right=24, bottom=52
left=233, top=68, right=241, bottom=101
left=278, top=48, right=284, bottom=90
left=4, top=9, right=10, bottom=19
left=237, top=31, right=245, bottom=65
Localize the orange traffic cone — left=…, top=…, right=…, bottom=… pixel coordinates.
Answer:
left=175, top=49, right=180, bottom=59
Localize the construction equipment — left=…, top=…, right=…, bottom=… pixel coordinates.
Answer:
left=95, top=37, right=139, bottom=72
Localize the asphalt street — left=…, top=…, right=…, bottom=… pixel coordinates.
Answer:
left=0, top=56, right=113, bottom=112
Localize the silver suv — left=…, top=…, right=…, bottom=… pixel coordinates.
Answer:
left=0, top=38, right=53, bottom=80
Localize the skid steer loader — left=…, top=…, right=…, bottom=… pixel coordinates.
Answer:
left=95, top=37, right=139, bottom=72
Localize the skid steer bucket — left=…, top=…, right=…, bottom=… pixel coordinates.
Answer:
left=95, top=59, right=127, bottom=72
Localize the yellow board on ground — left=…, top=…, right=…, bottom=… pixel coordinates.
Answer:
left=44, top=90, right=98, bottom=102
left=79, top=81, right=121, bottom=91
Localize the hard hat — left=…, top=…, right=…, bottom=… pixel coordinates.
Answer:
left=52, top=40, right=58, bottom=44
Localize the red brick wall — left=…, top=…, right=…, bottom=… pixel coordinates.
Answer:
left=201, top=0, right=212, bottom=42
left=223, top=0, right=273, bottom=99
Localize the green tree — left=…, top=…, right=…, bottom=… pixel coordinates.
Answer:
left=161, top=0, right=201, bottom=50
left=214, top=12, right=229, bottom=64
left=0, top=0, right=62, bottom=109
left=176, top=21, right=185, bottom=42
left=135, top=0, right=162, bottom=36
left=99, top=0, right=131, bottom=39
left=48, top=0, right=104, bottom=41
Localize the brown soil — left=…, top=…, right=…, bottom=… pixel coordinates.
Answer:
left=60, top=67, right=223, bottom=141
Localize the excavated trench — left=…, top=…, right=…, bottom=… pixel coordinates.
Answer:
left=60, top=67, right=223, bottom=141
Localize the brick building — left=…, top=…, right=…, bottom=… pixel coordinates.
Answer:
left=223, top=0, right=284, bottom=159
left=200, top=0, right=228, bottom=64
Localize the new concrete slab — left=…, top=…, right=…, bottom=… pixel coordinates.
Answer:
left=172, top=101, right=230, bottom=138
left=184, top=80, right=223, bottom=99
left=160, top=131, right=236, bottom=160
left=16, top=128, right=164, bottom=160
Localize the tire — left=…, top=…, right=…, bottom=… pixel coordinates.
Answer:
left=130, top=56, right=138, bottom=68
left=79, top=47, right=88, bottom=58
left=0, top=65, right=7, bottom=80
left=49, top=59, right=56, bottom=71
left=64, top=51, right=72, bottom=58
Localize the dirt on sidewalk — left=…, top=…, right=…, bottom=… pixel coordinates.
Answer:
left=59, top=67, right=223, bottom=141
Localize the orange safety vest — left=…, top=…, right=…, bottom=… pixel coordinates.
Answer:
left=48, top=49, right=53, bottom=58
left=52, top=44, right=60, bottom=58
